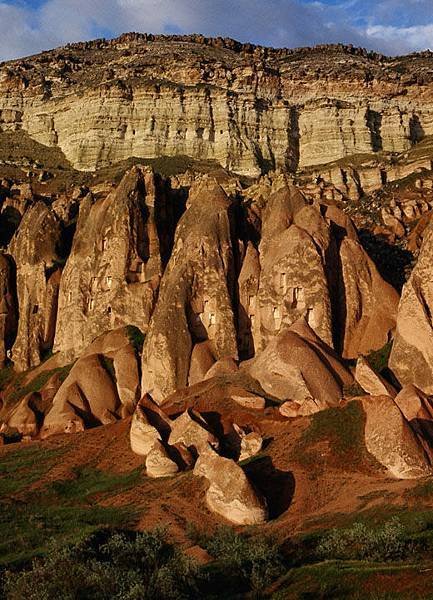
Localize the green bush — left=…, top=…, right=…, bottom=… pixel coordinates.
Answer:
left=202, top=526, right=284, bottom=593
left=126, top=325, right=145, bottom=355
left=3, top=529, right=201, bottom=600
left=316, top=517, right=409, bottom=562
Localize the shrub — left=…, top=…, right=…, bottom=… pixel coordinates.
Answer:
left=316, top=517, right=409, bottom=562
left=3, top=529, right=201, bottom=600
left=126, top=325, right=145, bottom=355
left=202, top=526, right=284, bottom=593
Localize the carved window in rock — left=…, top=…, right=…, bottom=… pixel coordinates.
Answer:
left=102, top=238, right=108, bottom=252
left=32, top=305, right=39, bottom=315
left=88, top=297, right=95, bottom=312
left=209, top=313, right=216, bottom=326
left=67, top=291, right=73, bottom=303
left=273, top=306, right=282, bottom=329
left=250, top=314, right=256, bottom=326
left=106, top=275, right=113, bottom=289
left=305, top=307, right=313, bottom=324
left=290, top=287, right=305, bottom=310
left=107, top=306, right=112, bottom=315
left=280, top=272, right=287, bottom=294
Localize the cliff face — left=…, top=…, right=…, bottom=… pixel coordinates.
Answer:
left=1, top=34, right=433, bottom=176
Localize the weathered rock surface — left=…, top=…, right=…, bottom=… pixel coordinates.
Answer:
left=130, top=405, right=162, bottom=457
left=0, top=253, right=17, bottom=366
left=141, top=178, right=238, bottom=403
left=361, top=395, right=432, bottom=479
left=41, top=354, right=120, bottom=438
left=248, top=319, right=352, bottom=413
left=9, top=201, right=62, bottom=370
left=355, top=357, right=397, bottom=398
left=168, top=409, right=219, bottom=454
left=1, top=35, right=433, bottom=176
left=390, top=220, right=433, bottom=394
left=53, top=166, right=169, bottom=361
left=145, top=440, right=179, bottom=478
left=338, top=239, right=399, bottom=358
left=394, top=384, right=433, bottom=462
left=194, top=446, right=268, bottom=524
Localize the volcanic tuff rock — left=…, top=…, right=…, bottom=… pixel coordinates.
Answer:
left=53, top=166, right=171, bottom=361
left=390, top=219, right=433, bottom=394
left=2, top=35, right=433, bottom=177
left=0, top=253, right=17, bottom=366
left=141, top=177, right=238, bottom=404
left=194, top=446, right=268, bottom=525
left=361, top=395, right=432, bottom=479
left=9, top=201, right=62, bottom=370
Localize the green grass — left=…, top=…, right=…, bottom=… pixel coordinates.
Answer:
left=293, top=401, right=371, bottom=470
left=51, top=465, right=144, bottom=503
left=0, top=445, right=141, bottom=566
left=0, top=446, right=64, bottom=495
left=7, top=363, right=74, bottom=405
left=0, top=502, right=138, bottom=566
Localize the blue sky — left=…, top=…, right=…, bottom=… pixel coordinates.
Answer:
left=0, top=0, right=432, bottom=61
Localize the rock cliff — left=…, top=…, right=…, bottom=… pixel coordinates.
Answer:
left=1, top=34, right=433, bottom=177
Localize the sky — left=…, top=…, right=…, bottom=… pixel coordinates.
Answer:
left=0, top=0, right=432, bottom=62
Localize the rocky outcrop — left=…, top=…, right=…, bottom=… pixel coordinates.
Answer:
left=9, top=201, right=62, bottom=370
left=194, top=446, right=268, bottom=525
left=394, top=385, right=433, bottom=463
left=338, top=239, right=399, bottom=358
left=355, top=357, right=397, bottom=398
left=252, top=186, right=334, bottom=351
left=390, top=220, right=433, bottom=394
left=247, top=318, right=352, bottom=413
left=146, top=440, right=179, bottom=478
left=168, top=409, right=219, bottom=454
left=141, top=177, right=238, bottom=403
left=0, top=253, right=17, bottom=366
left=1, top=36, right=433, bottom=177
left=361, top=395, right=432, bottom=479
left=53, top=166, right=169, bottom=362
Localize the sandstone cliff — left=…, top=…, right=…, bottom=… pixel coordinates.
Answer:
left=1, top=34, right=433, bottom=177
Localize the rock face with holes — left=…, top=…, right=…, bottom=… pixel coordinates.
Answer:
left=194, top=446, right=268, bottom=525
left=53, top=166, right=171, bottom=362
left=251, top=185, right=334, bottom=351
left=9, top=202, right=63, bottom=371
left=141, top=177, right=238, bottom=404
left=390, top=220, right=433, bottom=394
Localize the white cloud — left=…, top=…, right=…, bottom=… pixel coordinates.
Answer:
left=0, top=0, right=432, bottom=62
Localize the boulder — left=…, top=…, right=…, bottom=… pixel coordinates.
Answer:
left=130, top=405, right=162, bottom=457
left=231, top=393, right=266, bottom=410
left=355, top=357, right=397, bottom=398
left=361, top=395, right=432, bottom=479
left=194, top=447, right=267, bottom=525
left=146, top=440, right=179, bottom=478
left=41, top=354, right=120, bottom=438
left=188, top=341, right=216, bottom=386
left=279, top=400, right=302, bottom=418
left=204, top=357, right=238, bottom=380
left=394, top=384, right=433, bottom=462
left=239, top=431, right=263, bottom=461
left=168, top=409, right=219, bottom=454
left=248, top=319, right=351, bottom=413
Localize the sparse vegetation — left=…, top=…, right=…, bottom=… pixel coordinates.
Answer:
left=7, top=363, right=74, bottom=406
left=125, top=325, right=145, bottom=355
left=366, top=341, right=393, bottom=375
left=293, top=401, right=370, bottom=469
